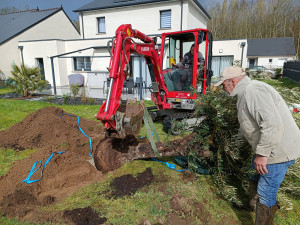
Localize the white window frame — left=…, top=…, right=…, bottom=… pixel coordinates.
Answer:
left=97, top=17, right=106, bottom=33
left=160, top=10, right=171, bottom=29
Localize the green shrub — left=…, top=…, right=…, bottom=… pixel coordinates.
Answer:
left=87, top=97, right=96, bottom=105
left=275, top=68, right=282, bottom=75
left=63, top=93, right=71, bottom=104
left=70, top=84, right=80, bottom=98
left=8, top=64, right=49, bottom=97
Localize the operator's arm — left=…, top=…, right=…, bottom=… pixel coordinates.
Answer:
left=176, top=52, right=189, bottom=67
left=246, top=86, right=284, bottom=174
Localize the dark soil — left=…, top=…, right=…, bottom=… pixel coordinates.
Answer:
left=63, top=207, right=107, bottom=225
left=109, top=167, right=154, bottom=198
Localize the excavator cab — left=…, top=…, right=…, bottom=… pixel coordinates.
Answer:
left=161, top=29, right=212, bottom=98
left=158, top=29, right=212, bottom=112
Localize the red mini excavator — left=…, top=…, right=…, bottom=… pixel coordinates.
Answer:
left=96, top=24, right=213, bottom=137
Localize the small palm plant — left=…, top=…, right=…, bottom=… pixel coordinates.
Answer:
left=9, top=64, right=49, bottom=97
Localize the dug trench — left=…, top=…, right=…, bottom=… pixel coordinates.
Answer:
left=0, top=106, right=193, bottom=224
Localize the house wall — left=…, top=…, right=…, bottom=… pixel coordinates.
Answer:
left=0, top=39, right=21, bottom=78
left=0, top=10, right=80, bottom=78
left=254, top=56, right=295, bottom=69
left=79, top=0, right=208, bottom=39
left=80, top=1, right=181, bottom=39
left=20, top=40, right=66, bottom=86
left=212, top=39, right=248, bottom=67
left=186, top=0, right=207, bottom=30
left=21, top=38, right=111, bottom=86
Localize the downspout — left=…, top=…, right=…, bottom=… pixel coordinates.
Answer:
left=180, top=0, right=183, bottom=31
left=241, top=42, right=246, bottom=67
left=80, top=12, right=85, bottom=39
left=50, top=57, right=57, bottom=95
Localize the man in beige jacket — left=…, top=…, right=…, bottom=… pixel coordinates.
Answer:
left=215, top=66, right=300, bottom=225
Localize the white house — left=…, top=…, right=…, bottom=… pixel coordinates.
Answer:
left=0, top=7, right=80, bottom=79
left=18, top=0, right=211, bottom=95
left=212, top=37, right=296, bottom=77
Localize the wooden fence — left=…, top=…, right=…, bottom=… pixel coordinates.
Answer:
left=283, top=60, right=300, bottom=83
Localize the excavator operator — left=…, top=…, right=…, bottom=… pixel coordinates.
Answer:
left=171, top=44, right=204, bottom=91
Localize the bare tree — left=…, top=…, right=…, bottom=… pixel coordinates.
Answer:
left=207, top=0, right=300, bottom=59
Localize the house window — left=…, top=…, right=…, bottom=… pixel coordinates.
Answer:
left=97, top=17, right=106, bottom=33
left=269, top=59, right=273, bottom=63
left=73, top=57, right=91, bottom=71
left=160, top=10, right=171, bottom=29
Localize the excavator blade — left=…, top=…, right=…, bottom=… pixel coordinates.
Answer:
left=115, top=99, right=145, bottom=138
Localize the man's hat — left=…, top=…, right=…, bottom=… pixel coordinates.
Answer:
left=214, top=66, right=246, bottom=86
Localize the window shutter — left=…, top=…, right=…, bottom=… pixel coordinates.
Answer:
left=160, top=10, right=171, bottom=29
left=98, top=17, right=106, bottom=33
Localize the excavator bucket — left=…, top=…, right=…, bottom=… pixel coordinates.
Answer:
left=115, top=99, right=145, bottom=138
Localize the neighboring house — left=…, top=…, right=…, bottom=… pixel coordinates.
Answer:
left=0, top=7, right=80, bottom=80
left=19, top=0, right=210, bottom=93
left=247, top=38, right=296, bottom=69
left=212, top=38, right=296, bottom=77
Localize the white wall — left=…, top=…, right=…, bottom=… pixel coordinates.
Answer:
left=21, top=38, right=112, bottom=86
left=212, top=39, right=248, bottom=68
left=21, top=40, right=66, bottom=86
left=0, top=10, right=80, bottom=79
left=256, top=56, right=295, bottom=69
left=186, top=0, right=207, bottom=30
left=79, top=0, right=208, bottom=39
left=80, top=1, right=182, bottom=39
left=0, top=39, right=21, bottom=78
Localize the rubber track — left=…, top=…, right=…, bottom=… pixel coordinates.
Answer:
left=163, top=112, right=194, bottom=133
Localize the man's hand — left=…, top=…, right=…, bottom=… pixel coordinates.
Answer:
left=254, top=155, right=268, bottom=175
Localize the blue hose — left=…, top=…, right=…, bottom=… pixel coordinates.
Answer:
left=22, top=151, right=65, bottom=184
left=60, top=113, right=93, bottom=158
left=152, top=158, right=183, bottom=172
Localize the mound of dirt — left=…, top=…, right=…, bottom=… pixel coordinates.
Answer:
left=0, top=106, right=106, bottom=223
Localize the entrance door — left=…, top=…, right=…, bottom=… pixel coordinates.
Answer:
left=36, top=58, right=45, bottom=80
left=249, top=59, right=255, bottom=69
